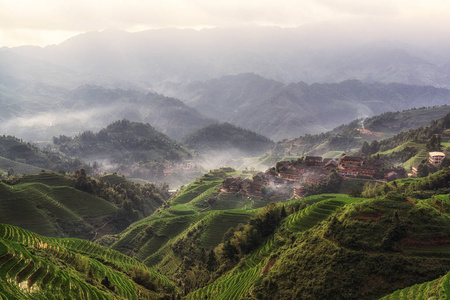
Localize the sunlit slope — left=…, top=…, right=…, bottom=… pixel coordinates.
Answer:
left=248, top=195, right=450, bottom=299
left=0, top=223, right=176, bottom=299
left=187, top=194, right=363, bottom=300
left=379, top=271, right=450, bottom=300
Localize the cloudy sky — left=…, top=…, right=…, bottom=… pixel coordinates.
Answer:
left=1, top=0, right=450, bottom=47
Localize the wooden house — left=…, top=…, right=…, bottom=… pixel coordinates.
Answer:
left=305, top=156, right=323, bottom=166
left=339, top=156, right=363, bottom=167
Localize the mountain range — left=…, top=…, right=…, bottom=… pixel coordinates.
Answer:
left=0, top=83, right=213, bottom=141
left=163, top=74, right=450, bottom=139
left=4, top=27, right=450, bottom=88
left=2, top=71, right=450, bottom=142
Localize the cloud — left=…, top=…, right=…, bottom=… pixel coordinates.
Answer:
left=314, top=0, right=400, bottom=16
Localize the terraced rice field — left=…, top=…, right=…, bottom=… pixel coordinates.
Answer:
left=0, top=156, right=43, bottom=175
left=285, top=196, right=363, bottom=232
left=188, top=196, right=363, bottom=300
left=17, top=172, right=76, bottom=187
left=0, top=223, right=176, bottom=299
left=200, top=210, right=255, bottom=249
left=0, top=180, right=119, bottom=237
left=171, top=179, right=223, bottom=206
left=379, top=271, right=450, bottom=299
left=189, top=187, right=218, bottom=208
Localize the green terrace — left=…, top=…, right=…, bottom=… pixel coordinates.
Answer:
left=0, top=223, right=176, bottom=299
left=0, top=156, right=43, bottom=175
left=0, top=179, right=119, bottom=238
left=187, top=194, right=365, bottom=300
left=380, top=271, right=450, bottom=300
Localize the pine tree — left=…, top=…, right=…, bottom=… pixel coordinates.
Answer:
left=206, top=249, right=217, bottom=271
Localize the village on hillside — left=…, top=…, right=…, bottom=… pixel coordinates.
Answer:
left=221, top=152, right=446, bottom=199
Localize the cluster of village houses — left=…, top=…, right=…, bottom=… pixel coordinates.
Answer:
left=221, top=155, right=407, bottom=198
left=222, top=151, right=448, bottom=198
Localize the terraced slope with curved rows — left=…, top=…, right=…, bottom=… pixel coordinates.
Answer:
left=0, top=179, right=119, bottom=239
left=0, top=223, right=176, bottom=299
left=187, top=195, right=364, bottom=300
left=379, top=271, right=450, bottom=300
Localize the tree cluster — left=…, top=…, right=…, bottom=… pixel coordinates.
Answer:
left=0, top=135, right=89, bottom=173
left=362, top=167, right=450, bottom=199
left=72, top=169, right=170, bottom=227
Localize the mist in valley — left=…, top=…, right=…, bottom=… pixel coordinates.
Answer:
left=2, top=0, right=450, bottom=187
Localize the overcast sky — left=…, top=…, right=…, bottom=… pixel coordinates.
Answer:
left=1, top=0, right=450, bottom=47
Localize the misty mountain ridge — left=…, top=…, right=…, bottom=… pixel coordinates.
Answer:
left=2, top=71, right=450, bottom=143
left=54, top=119, right=190, bottom=164
left=5, top=26, right=450, bottom=88
left=182, top=122, right=274, bottom=156
left=0, top=83, right=214, bottom=141
left=163, top=75, right=450, bottom=140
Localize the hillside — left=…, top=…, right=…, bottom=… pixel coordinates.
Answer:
left=0, top=171, right=170, bottom=239
left=0, top=135, right=89, bottom=174
left=0, top=156, right=43, bottom=176
left=0, top=83, right=214, bottom=142
left=162, top=75, right=450, bottom=140
left=67, top=85, right=214, bottom=140
left=159, top=73, right=285, bottom=124
left=1, top=160, right=449, bottom=298
left=249, top=193, right=450, bottom=299
left=182, top=122, right=274, bottom=156
left=247, top=80, right=450, bottom=140
left=0, top=222, right=177, bottom=299
left=359, top=112, right=450, bottom=175
left=93, top=165, right=448, bottom=299
left=54, top=120, right=191, bottom=178
left=267, top=105, right=450, bottom=161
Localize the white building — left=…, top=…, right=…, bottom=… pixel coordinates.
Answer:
left=428, top=152, right=446, bottom=166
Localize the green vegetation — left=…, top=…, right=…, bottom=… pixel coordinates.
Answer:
left=0, top=223, right=176, bottom=299
left=363, top=167, right=450, bottom=199
left=182, top=122, right=274, bottom=155
left=0, top=171, right=170, bottom=239
left=54, top=119, right=190, bottom=163
left=2, top=128, right=450, bottom=299
left=250, top=194, right=450, bottom=299
left=92, top=161, right=450, bottom=299
left=0, top=156, right=43, bottom=175
left=271, top=105, right=450, bottom=158
left=379, top=271, right=450, bottom=299
left=0, top=135, right=88, bottom=174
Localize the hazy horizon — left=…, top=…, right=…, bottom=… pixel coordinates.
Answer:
left=2, top=0, right=450, bottom=48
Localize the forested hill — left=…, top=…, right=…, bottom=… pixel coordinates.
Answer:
left=269, top=105, right=450, bottom=158
left=0, top=83, right=214, bottom=141
left=0, top=135, right=89, bottom=174
left=54, top=119, right=191, bottom=163
left=182, top=122, right=274, bottom=156
left=166, top=75, right=450, bottom=140
left=96, top=167, right=450, bottom=299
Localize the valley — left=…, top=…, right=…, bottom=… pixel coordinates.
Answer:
left=1, top=21, right=450, bottom=299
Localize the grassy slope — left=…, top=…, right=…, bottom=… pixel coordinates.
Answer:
left=246, top=195, right=450, bottom=300
left=104, top=169, right=253, bottom=258
left=0, top=173, right=119, bottom=238
left=0, top=156, right=43, bottom=175
left=379, top=271, right=450, bottom=300
left=272, top=105, right=450, bottom=158
left=0, top=223, right=176, bottom=299
left=187, top=194, right=364, bottom=300
left=99, top=166, right=450, bottom=299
